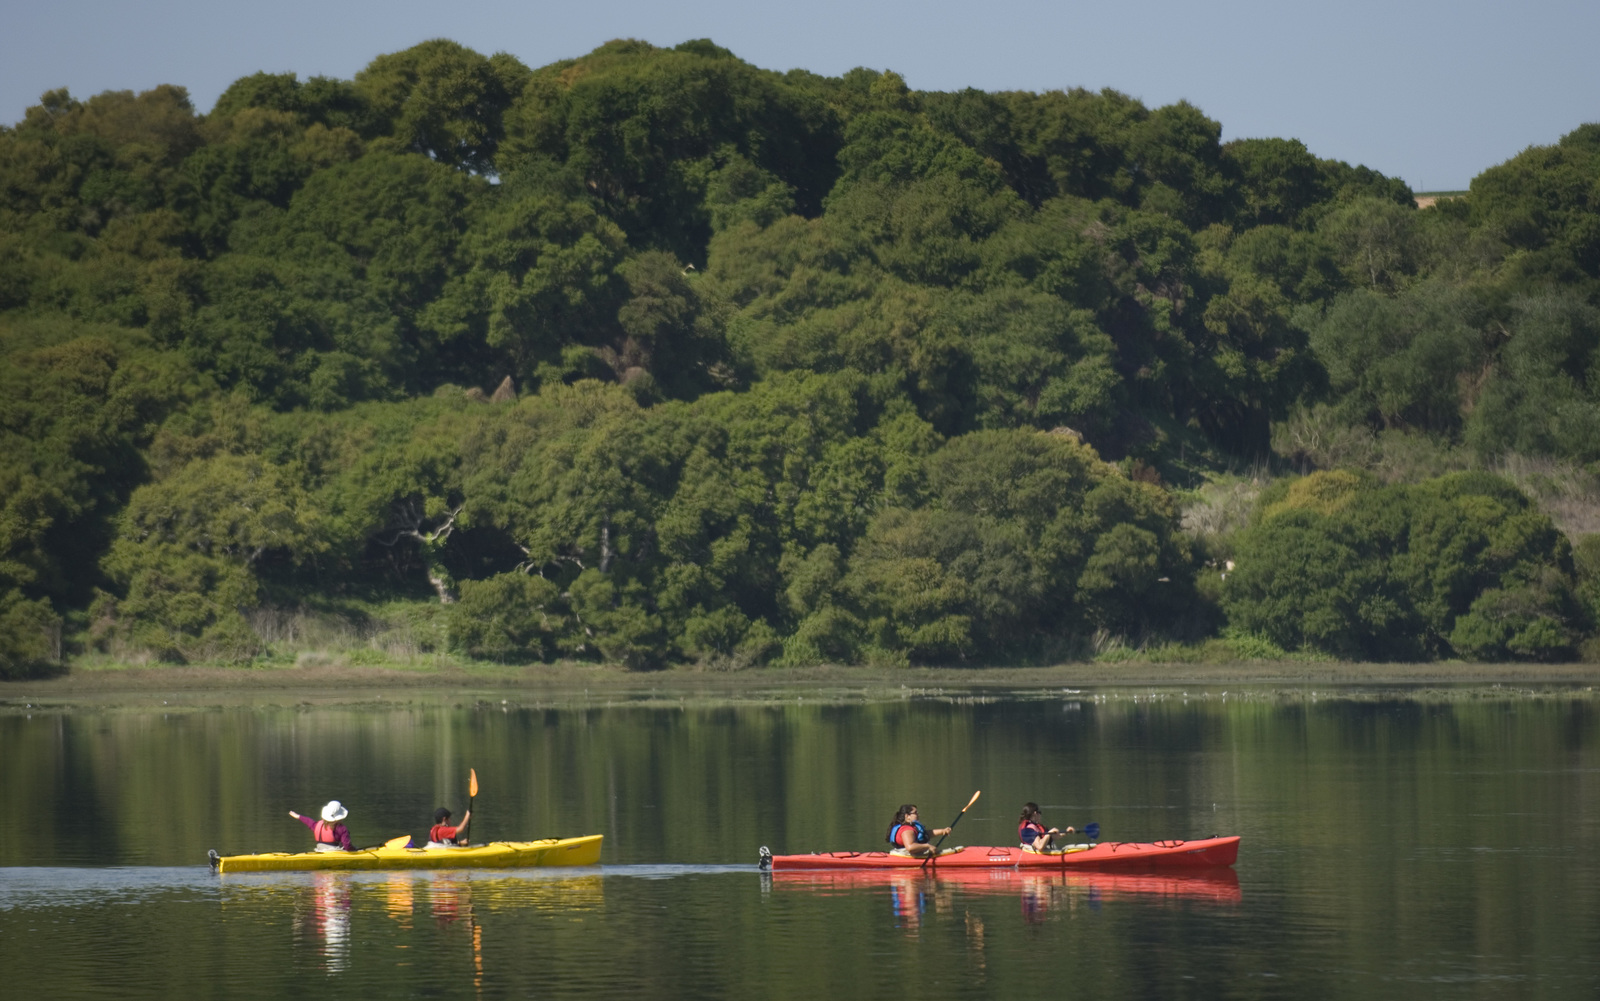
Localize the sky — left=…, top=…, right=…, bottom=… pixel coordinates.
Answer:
left=2, top=0, right=1595, bottom=192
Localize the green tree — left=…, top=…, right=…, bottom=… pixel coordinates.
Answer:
left=1309, top=283, right=1485, bottom=435
left=355, top=41, right=526, bottom=172
left=843, top=428, right=1191, bottom=661
left=100, top=453, right=320, bottom=660
left=1466, top=291, right=1600, bottom=460
left=448, top=571, right=565, bottom=662
left=1223, top=137, right=1328, bottom=230
left=1319, top=196, right=1421, bottom=290
left=1223, top=471, right=1581, bottom=660
left=0, top=591, right=61, bottom=678
left=500, top=39, right=840, bottom=262
left=425, top=181, right=628, bottom=388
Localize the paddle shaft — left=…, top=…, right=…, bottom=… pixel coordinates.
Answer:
left=931, top=790, right=981, bottom=850
left=1038, top=821, right=1099, bottom=848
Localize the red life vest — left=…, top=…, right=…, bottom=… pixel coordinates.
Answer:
left=1019, top=819, right=1048, bottom=845
left=430, top=824, right=459, bottom=844
left=886, top=821, right=928, bottom=847
left=313, top=820, right=339, bottom=845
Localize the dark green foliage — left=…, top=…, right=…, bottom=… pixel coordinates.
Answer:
left=0, top=316, right=196, bottom=671
left=356, top=40, right=527, bottom=172
left=0, top=592, right=62, bottom=679
left=2, top=41, right=1598, bottom=668
left=1223, top=471, right=1581, bottom=660
left=1310, top=283, right=1485, bottom=434
left=500, top=39, right=841, bottom=263
left=449, top=571, right=563, bottom=662
left=836, top=428, right=1193, bottom=662
left=1223, top=138, right=1329, bottom=230
left=1466, top=292, right=1600, bottom=460
left=1218, top=225, right=1344, bottom=303
left=99, top=451, right=322, bottom=660
left=1469, top=125, right=1600, bottom=283
left=428, top=178, right=629, bottom=389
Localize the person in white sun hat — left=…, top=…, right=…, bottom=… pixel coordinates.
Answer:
left=288, top=800, right=354, bottom=852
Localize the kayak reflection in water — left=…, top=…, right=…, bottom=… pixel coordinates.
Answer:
left=1018, top=802, right=1074, bottom=851
left=889, top=873, right=926, bottom=931
left=1020, top=876, right=1050, bottom=924
left=428, top=806, right=472, bottom=847
left=295, top=871, right=352, bottom=973
left=886, top=805, right=951, bottom=858
left=288, top=800, right=354, bottom=852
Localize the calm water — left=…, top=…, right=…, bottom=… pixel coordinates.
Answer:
left=2, top=688, right=1598, bottom=998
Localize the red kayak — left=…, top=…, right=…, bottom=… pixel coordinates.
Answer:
left=759, top=835, right=1239, bottom=870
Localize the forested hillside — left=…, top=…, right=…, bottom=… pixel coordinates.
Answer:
left=4, top=38, right=1600, bottom=676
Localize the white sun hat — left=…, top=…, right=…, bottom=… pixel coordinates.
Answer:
left=320, top=800, right=349, bottom=823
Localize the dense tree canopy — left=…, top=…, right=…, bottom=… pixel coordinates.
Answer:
left=3, top=38, right=1599, bottom=675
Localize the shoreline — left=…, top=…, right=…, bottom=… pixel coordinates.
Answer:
left=3, top=660, right=1598, bottom=710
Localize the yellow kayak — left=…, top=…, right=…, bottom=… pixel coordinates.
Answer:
left=208, top=835, right=602, bottom=873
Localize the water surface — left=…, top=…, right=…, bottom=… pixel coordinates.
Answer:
left=2, top=689, right=1597, bottom=998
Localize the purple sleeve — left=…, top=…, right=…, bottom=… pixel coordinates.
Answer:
left=296, top=814, right=317, bottom=832
left=335, top=824, right=353, bottom=850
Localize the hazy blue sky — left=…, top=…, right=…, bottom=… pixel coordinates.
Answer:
left=3, top=0, right=1595, bottom=191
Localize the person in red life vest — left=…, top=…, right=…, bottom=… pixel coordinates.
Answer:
left=885, top=805, right=951, bottom=858
left=1018, top=802, right=1074, bottom=851
left=428, top=806, right=472, bottom=847
left=288, top=800, right=354, bottom=852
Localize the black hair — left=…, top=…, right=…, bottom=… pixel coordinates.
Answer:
left=1019, top=802, right=1042, bottom=824
left=433, top=807, right=451, bottom=823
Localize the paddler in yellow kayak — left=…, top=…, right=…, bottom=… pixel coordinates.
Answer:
left=428, top=806, right=472, bottom=847
left=886, top=804, right=951, bottom=858
left=288, top=800, right=354, bottom=852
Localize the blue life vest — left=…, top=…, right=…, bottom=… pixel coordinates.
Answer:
left=887, top=820, right=929, bottom=846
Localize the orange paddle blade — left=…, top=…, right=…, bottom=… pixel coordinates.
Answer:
left=469, top=768, right=479, bottom=798
left=963, top=789, right=981, bottom=811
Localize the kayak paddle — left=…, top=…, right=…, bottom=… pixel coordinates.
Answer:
left=1051, top=822, right=1098, bottom=844
left=931, top=790, right=981, bottom=851
left=468, top=767, right=478, bottom=840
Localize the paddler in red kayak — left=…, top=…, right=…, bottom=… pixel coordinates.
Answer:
left=428, top=806, right=472, bottom=847
left=886, top=805, right=951, bottom=857
left=288, top=800, right=354, bottom=852
left=1018, top=802, right=1074, bottom=851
